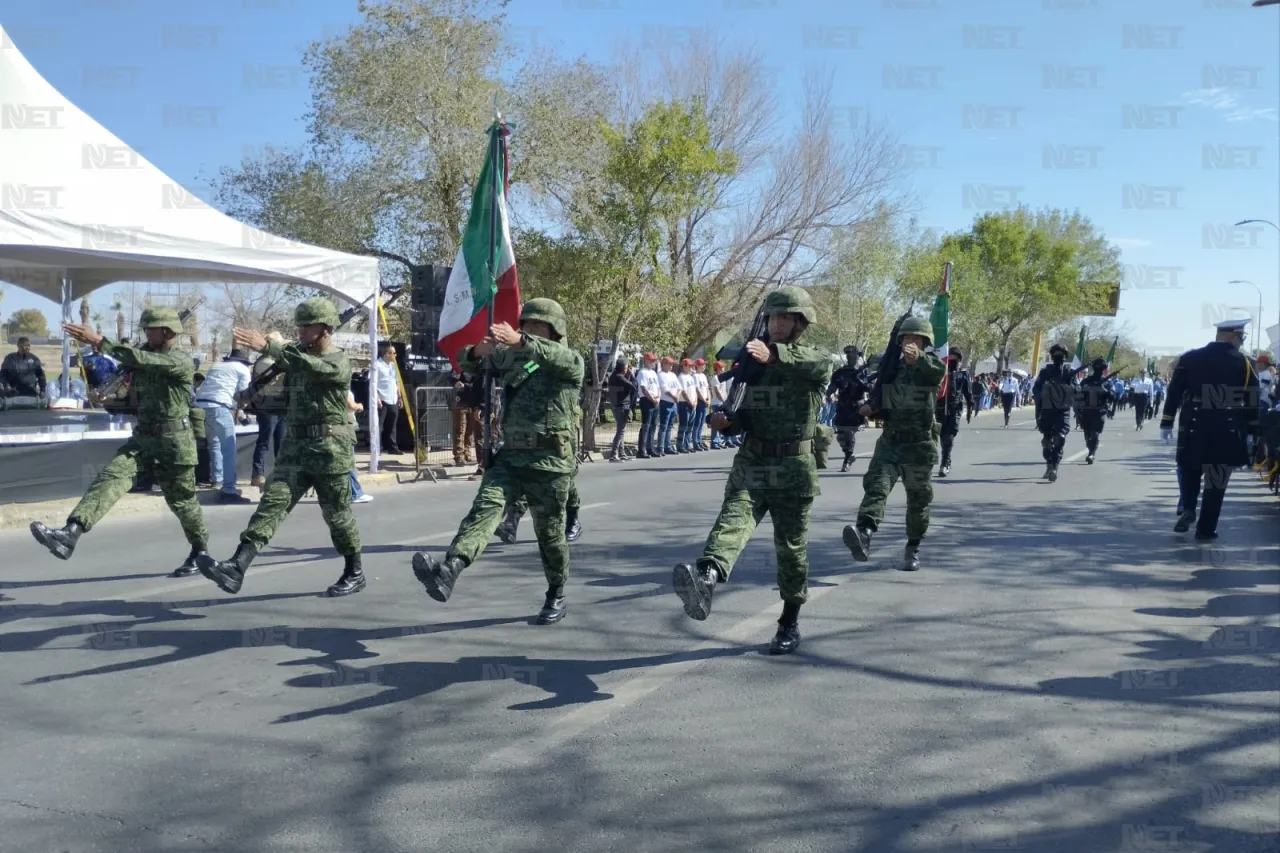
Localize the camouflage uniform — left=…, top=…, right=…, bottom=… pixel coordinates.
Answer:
left=30, top=307, right=209, bottom=573
left=497, top=406, right=583, bottom=542
left=413, top=298, right=585, bottom=624
left=672, top=287, right=831, bottom=656
left=198, top=298, right=365, bottom=598
left=844, top=316, right=945, bottom=571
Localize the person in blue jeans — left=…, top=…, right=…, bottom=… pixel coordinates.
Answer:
left=675, top=359, right=697, bottom=452
left=658, top=356, right=681, bottom=454
left=635, top=352, right=663, bottom=458
left=194, top=349, right=253, bottom=503
left=346, top=391, right=374, bottom=503
left=691, top=358, right=711, bottom=450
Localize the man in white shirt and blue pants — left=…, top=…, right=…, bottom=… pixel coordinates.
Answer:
left=194, top=349, right=253, bottom=503
left=374, top=343, right=403, bottom=454
left=1130, top=369, right=1154, bottom=431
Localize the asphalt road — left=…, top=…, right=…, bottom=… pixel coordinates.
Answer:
left=1, top=409, right=1277, bottom=853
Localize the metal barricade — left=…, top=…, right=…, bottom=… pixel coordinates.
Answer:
left=411, top=386, right=457, bottom=480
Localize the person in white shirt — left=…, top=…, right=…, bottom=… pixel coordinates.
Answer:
left=373, top=343, right=403, bottom=454
left=1130, top=369, right=1154, bottom=431
left=636, top=352, right=663, bottom=458
left=692, top=357, right=712, bottom=450
left=676, top=358, right=699, bottom=452
left=997, top=370, right=1020, bottom=427
left=658, top=356, right=683, bottom=454
left=709, top=360, right=734, bottom=449
left=194, top=349, right=253, bottom=502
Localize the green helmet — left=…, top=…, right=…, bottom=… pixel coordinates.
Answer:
left=520, top=298, right=568, bottom=339
left=897, top=316, right=934, bottom=346
left=139, top=306, right=184, bottom=335
left=762, top=287, right=817, bottom=324
left=294, top=297, right=340, bottom=328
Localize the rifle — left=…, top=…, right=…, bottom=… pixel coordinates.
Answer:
left=864, top=300, right=916, bottom=421
left=95, top=308, right=193, bottom=414
left=715, top=300, right=771, bottom=419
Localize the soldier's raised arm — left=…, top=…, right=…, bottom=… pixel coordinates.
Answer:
left=261, top=338, right=351, bottom=388
left=771, top=343, right=832, bottom=386
left=912, top=352, right=946, bottom=386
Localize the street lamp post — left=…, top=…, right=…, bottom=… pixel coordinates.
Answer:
left=1229, top=279, right=1263, bottom=352
left=1235, top=219, right=1280, bottom=352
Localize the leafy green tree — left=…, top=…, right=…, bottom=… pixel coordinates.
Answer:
left=9, top=308, right=50, bottom=338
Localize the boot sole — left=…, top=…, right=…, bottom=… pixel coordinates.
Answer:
left=327, top=576, right=367, bottom=597
left=536, top=605, right=567, bottom=625
left=672, top=564, right=711, bottom=621
left=30, top=523, right=73, bottom=561
left=411, top=553, right=452, bottom=602
left=768, top=635, right=801, bottom=655
left=842, top=525, right=870, bottom=563
left=196, top=554, right=242, bottom=595
left=170, top=566, right=201, bottom=578
left=1173, top=512, right=1196, bottom=533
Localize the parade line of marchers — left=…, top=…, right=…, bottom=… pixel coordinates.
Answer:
left=22, top=120, right=1264, bottom=658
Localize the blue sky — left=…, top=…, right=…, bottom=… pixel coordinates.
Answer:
left=1, top=0, right=1277, bottom=357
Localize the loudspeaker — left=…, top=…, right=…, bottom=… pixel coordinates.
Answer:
left=410, top=264, right=451, bottom=359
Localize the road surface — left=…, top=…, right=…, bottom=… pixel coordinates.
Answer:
left=1, top=411, right=1277, bottom=853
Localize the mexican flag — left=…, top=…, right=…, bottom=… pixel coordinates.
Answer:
left=1104, top=337, right=1118, bottom=368
left=1070, top=325, right=1087, bottom=371
left=438, top=121, right=521, bottom=370
left=930, top=261, right=952, bottom=398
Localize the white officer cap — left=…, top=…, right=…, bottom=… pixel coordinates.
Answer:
left=1216, top=317, right=1250, bottom=331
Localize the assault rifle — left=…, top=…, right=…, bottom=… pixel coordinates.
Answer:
left=95, top=308, right=194, bottom=414
left=863, top=300, right=916, bottom=422
left=715, top=300, right=771, bottom=419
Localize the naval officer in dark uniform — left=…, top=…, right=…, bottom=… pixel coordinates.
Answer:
left=1161, top=317, right=1260, bottom=540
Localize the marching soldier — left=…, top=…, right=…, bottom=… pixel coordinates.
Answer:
left=495, top=411, right=585, bottom=544
left=827, top=345, right=871, bottom=472
left=1162, top=318, right=1260, bottom=540
left=1033, top=343, right=1075, bottom=482
left=1074, top=358, right=1116, bottom=464
left=31, top=308, right=210, bottom=575
left=670, top=287, right=831, bottom=655
left=196, top=297, right=365, bottom=597
left=842, top=317, right=945, bottom=572
left=935, top=347, right=973, bottom=477
left=412, top=299, right=584, bottom=624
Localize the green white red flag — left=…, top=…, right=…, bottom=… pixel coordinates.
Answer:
left=438, top=122, right=521, bottom=370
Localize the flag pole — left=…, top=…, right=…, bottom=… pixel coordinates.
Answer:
left=480, top=99, right=503, bottom=470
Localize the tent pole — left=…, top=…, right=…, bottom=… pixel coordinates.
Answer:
left=60, top=272, right=72, bottom=399
left=367, top=299, right=379, bottom=475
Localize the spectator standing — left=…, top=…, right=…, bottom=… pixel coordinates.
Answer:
left=635, top=352, right=662, bottom=458
left=1, top=336, right=46, bottom=398
left=373, top=343, right=403, bottom=455
left=194, top=349, right=254, bottom=503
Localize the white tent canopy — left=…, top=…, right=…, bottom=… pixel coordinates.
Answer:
left=0, top=25, right=386, bottom=470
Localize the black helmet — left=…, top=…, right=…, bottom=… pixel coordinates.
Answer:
left=949, top=347, right=963, bottom=361
left=1091, top=357, right=1107, bottom=371
left=843, top=345, right=861, bottom=355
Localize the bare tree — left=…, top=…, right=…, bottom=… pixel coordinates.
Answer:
left=206, top=283, right=297, bottom=335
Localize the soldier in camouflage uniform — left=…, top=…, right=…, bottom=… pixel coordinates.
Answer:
left=412, top=298, right=585, bottom=624
left=842, top=316, right=945, bottom=572
left=196, top=297, right=365, bottom=598
left=33, top=308, right=210, bottom=575
left=671, top=287, right=832, bottom=656
left=495, top=398, right=584, bottom=544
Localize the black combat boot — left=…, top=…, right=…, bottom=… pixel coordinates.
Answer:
left=536, top=586, right=567, bottom=624
left=1173, top=509, right=1197, bottom=533
left=171, top=547, right=209, bottom=578
left=769, top=602, right=801, bottom=655
left=672, top=562, right=718, bottom=621
left=842, top=523, right=872, bottom=563
left=565, top=507, right=582, bottom=542
left=327, top=553, right=366, bottom=597
left=840, top=451, right=853, bottom=473
left=30, top=519, right=84, bottom=561
left=412, top=552, right=465, bottom=602
left=938, top=456, right=951, bottom=477
left=495, top=507, right=522, bottom=544
left=1046, top=464, right=1058, bottom=483
left=901, top=544, right=921, bottom=572
left=198, top=542, right=257, bottom=595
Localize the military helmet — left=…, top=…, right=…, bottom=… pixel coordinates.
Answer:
left=897, top=316, right=934, bottom=347
left=295, top=297, right=341, bottom=328
left=1091, top=357, right=1107, bottom=371
left=843, top=345, right=862, bottom=355
left=762, top=287, right=817, bottom=324
left=139, top=306, right=184, bottom=335
left=520, top=298, right=568, bottom=339
left=1049, top=343, right=1069, bottom=356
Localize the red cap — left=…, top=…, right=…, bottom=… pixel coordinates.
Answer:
left=694, top=358, right=706, bottom=366
left=713, top=361, right=725, bottom=370
left=660, top=356, right=676, bottom=365
left=1258, top=354, right=1271, bottom=367
left=643, top=352, right=657, bottom=361
left=680, top=358, right=693, bottom=367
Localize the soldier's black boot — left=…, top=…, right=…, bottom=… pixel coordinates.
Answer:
left=495, top=507, right=521, bottom=544
left=1046, top=464, right=1059, bottom=483
left=327, top=553, right=366, bottom=597
left=198, top=542, right=257, bottom=595
left=412, top=553, right=464, bottom=602
left=840, top=451, right=853, bottom=473
left=672, top=562, right=718, bottom=621
left=901, top=543, right=921, bottom=572
left=769, top=602, right=801, bottom=655
left=938, top=456, right=951, bottom=477
left=30, top=519, right=84, bottom=561
left=565, top=507, right=582, bottom=542
left=171, top=547, right=208, bottom=578
left=842, top=523, right=872, bottom=563
left=536, top=585, right=567, bottom=624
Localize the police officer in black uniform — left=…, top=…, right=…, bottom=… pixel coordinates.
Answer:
left=827, top=345, right=871, bottom=472
left=1033, top=343, right=1075, bottom=482
left=1161, top=318, right=1260, bottom=540
left=934, top=348, right=973, bottom=477
left=1074, top=358, right=1115, bottom=464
